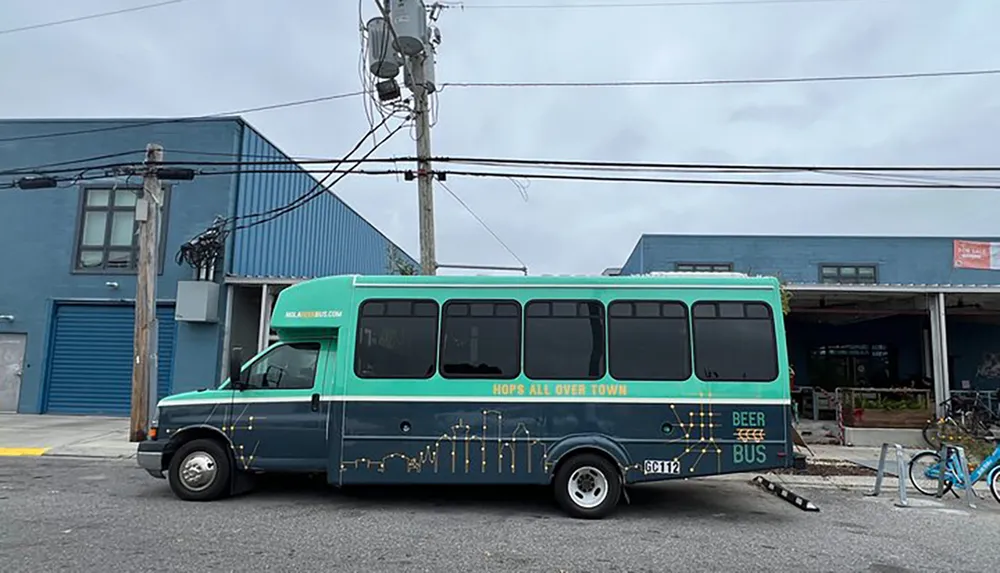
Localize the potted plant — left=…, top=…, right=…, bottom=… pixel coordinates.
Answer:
left=842, top=391, right=931, bottom=428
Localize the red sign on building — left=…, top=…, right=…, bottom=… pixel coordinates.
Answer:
left=953, top=240, right=998, bottom=270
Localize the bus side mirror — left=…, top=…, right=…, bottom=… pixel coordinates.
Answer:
left=229, top=347, right=245, bottom=389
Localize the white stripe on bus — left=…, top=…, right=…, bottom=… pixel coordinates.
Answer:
left=158, top=396, right=790, bottom=408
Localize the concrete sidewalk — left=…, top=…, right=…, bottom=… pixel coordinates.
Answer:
left=807, top=443, right=925, bottom=477
left=0, top=414, right=135, bottom=459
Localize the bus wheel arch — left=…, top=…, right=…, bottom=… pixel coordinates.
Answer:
left=547, top=436, right=631, bottom=482
left=164, top=426, right=236, bottom=501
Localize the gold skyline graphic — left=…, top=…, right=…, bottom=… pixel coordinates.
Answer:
left=342, top=397, right=726, bottom=477
left=340, top=410, right=545, bottom=474
left=159, top=398, right=772, bottom=478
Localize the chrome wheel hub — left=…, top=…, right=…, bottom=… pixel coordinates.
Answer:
left=568, top=466, right=608, bottom=509
left=179, top=451, right=217, bottom=492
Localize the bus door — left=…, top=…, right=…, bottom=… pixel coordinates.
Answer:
left=227, top=340, right=330, bottom=472
left=324, top=335, right=348, bottom=486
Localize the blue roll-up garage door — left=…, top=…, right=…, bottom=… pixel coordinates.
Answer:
left=45, top=303, right=176, bottom=416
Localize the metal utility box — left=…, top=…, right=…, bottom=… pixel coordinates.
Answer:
left=175, top=280, right=220, bottom=323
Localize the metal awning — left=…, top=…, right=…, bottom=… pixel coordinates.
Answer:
left=786, top=283, right=1000, bottom=295
left=224, top=275, right=305, bottom=286
left=788, top=288, right=1000, bottom=314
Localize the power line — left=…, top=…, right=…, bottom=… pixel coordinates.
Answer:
left=0, top=0, right=193, bottom=36
left=0, top=91, right=365, bottom=144
left=1, top=149, right=816, bottom=173
left=193, top=168, right=403, bottom=177
left=11, top=163, right=1000, bottom=191
left=140, top=155, right=1000, bottom=173
left=442, top=67, right=1000, bottom=90
left=175, top=116, right=410, bottom=270
left=453, top=0, right=876, bottom=10
left=436, top=169, right=1000, bottom=189
left=819, top=169, right=1000, bottom=187
left=3, top=64, right=996, bottom=146
left=156, top=166, right=1000, bottom=189
left=233, top=118, right=411, bottom=231
left=7, top=152, right=1000, bottom=181
left=432, top=156, right=1000, bottom=173
left=0, top=150, right=144, bottom=176
left=217, top=113, right=400, bottom=228
left=437, top=180, right=528, bottom=269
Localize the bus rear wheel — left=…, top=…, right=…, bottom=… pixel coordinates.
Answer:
left=554, top=453, right=621, bottom=519
left=168, top=438, right=231, bottom=502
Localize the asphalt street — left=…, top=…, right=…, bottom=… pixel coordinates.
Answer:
left=0, top=457, right=996, bottom=573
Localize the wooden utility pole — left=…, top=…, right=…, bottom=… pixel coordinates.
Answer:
left=375, top=0, right=438, bottom=275
left=129, top=144, right=164, bottom=442
left=412, top=53, right=437, bottom=276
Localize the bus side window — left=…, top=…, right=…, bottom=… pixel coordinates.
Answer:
left=244, top=342, right=321, bottom=390
left=524, top=300, right=605, bottom=381
left=691, top=301, right=778, bottom=382
left=355, top=299, right=439, bottom=379
left=607, top=300, right=690, bottom=381
left=440, top=300, right=521, bottom=379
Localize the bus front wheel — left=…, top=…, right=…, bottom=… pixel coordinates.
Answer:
left=553, top=453, right=621, bottom=519
left=167, top=438, right=232, bottom=502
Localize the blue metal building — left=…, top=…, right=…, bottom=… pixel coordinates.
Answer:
left=617, top=234, right=1000, bottom=422
left=0, top=118, right=416, bottom=415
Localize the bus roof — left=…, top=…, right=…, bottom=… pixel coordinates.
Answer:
left=269, top=273, right=781, bottom=332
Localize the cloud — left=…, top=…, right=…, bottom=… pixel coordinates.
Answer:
left=2, top=0, right=999, bottom=274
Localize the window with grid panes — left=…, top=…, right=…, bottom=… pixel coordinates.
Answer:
left=675, top=263, right=733, bottom=272
left=76, top=187, right=147, bottom=271
left=819, top=264, right=877, bottom=284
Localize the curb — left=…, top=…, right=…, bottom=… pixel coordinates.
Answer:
left=0, top=448, right=135, bottom=460
left=42, top=451, right=136, bottom=459
left=40, top=453, right=137, bottom=462
left=0, top=447, right=49, bottom=457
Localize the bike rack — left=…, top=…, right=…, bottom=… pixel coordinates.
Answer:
left=936, top=443, right=977, bottom=510
left=865, top=442, right=909, bottom=507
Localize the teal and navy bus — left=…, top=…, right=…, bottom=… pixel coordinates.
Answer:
left=138, top=273, right=795, bottom=518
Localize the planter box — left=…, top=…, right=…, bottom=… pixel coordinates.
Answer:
left=842, top=406, right=931, bottom=429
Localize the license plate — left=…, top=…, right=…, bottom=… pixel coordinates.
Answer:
left=643, top=459, right=681, bottom=475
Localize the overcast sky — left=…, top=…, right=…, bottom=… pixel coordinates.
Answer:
left=2, top=0, right=998, bottom=275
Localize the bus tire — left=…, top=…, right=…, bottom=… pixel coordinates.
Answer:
left=167, top=438, right=231, bottom=502
left=553, top=453, right=621, bottom=519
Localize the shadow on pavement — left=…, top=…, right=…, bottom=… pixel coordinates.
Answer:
left=239, top=473, right=792, bottom=522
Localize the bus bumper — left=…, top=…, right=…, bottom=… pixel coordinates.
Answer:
left=137, top=440, right=166, bottom=479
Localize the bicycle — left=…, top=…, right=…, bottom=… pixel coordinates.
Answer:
left=922, top=395, right=998, bottom=449
left=908, top=441, right=1000, bottom=504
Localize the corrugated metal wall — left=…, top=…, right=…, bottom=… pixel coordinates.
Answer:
left=45, top=303, right=176, bottom=416
left=230, top=125, right=417, bottom=278
left=0, top=118, right=240, bottom=413
left=621, top=234, right=1000, bottom=285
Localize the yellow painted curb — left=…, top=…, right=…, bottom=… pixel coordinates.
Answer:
left=0, top=447, right=49, bottom=456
